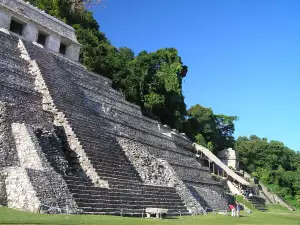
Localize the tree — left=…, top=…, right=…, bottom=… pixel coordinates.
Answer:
left=185, top=104, right=237, bottom=152
left=213, top=114, right=238, bottom=150
left=70, top=0, right=105, bottom=13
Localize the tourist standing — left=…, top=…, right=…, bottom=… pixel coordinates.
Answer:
left=235, top=201, right=240, bottom=217
left=229, top=204, right=236, bottom=217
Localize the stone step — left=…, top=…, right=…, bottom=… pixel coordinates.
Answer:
left=74, top=157, right=131, bottom=172
left=65, top=110, right=167, bottom=140
left=0, top=82, right=40, bottom=100
left=91, top=164, right=139, bottom=177
left=0, top=41, right=22, bottom=55
left=76, top=202, right=186, bottom=209
left=88, top=159, right=134, bottom=170
left=62, top=107, right=174, bottom=144
left=72, top=75, right=124, bottom=98
left=79, top=140, right=123, bottom=151
left=0, top=33, right=19, bottom=49
left=171, top=162, right=211, bottom=172
left=93, top=171, right=141, bottom=182
left=0, top=49, right=25, bottom=64
left=67, top=181, right=178, bottom=195
left=79, top=207, right=189, bottom=215
left=63, top=105, right=191, bottom=153
left=77, top=134, right=121, bottom=145
left=182, top=179, right=224, bottom=187
left=0, top=70, right=36, bottom=94
left=0, top=58, right=30, bottom=74
left=86, top=154, right=132, bottom=167
left=64, top=175, right=177, bottom=193
left=83, top=90, right=143, bottom=117
left=68, top=184, right=179, bottom=199
left=74, top=197, right=184, bottom=205
left=71, top=193, right=184, bottom=203
left=70, top=124, right=193, bottom=163
left=90, top=165, right=139, bottom=177
left=71, top=194, right=183, bottom=205
left=56, top=59, right=113, bottom=86
left=107, top=180, right=177, bottom=191
left=0, top=63, right=33, bottom=81
left=83, top=145, right=129, bottom=157
left=61, top=110, right=183, bottom=157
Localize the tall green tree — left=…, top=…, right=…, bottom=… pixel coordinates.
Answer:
left=185, top=104, right=237, bottom=152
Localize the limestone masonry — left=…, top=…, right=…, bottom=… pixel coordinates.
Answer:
left=0, top=1, right=243, bottom=216
left=0, top=0, right=81, bottom=61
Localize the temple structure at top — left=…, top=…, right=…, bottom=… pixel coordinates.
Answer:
left=0, top=0, right=81, bottom=61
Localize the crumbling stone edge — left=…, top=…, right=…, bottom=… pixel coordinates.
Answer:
left=117, top=138, right=204, bottom=214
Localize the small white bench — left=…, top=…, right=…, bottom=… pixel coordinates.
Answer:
left=145, top=208, right=168, bottom=219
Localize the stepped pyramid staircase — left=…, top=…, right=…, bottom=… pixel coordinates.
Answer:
left=0, top=28, right=240, bottom=216
left=24, top=35, right=191, bottom=216
left=0, top=30, right=190, bottom=216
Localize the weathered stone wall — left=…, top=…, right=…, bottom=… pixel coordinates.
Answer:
left=0, top=9, right=11, bottom=30
left=0, top=102, right=19, bottom=167
left=5, top=167, right=40, bottom=211
left=0, top=0, right=77, bottom=42
left=116, top=137, right=204, bottom=214
left=217, top=148, right=239, bottom=170
left=0, top=172, right=7, bottom=206
left=9, top=122, right=78, bottom=213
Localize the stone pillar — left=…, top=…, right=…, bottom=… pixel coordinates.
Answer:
left=66, top=43, right=81, bottom=61
left=0, top=9, right=11, bottom=30
left=45, top=34, right=61, bottom=52
left=22, top=23, right=38, bottom=42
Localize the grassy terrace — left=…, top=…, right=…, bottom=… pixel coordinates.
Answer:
left=0, top=206, right=300, bottom=225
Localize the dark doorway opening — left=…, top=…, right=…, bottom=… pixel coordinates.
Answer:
left=9, top=20, right=24, bottom=36
left=59, top=43, right=67, bottom=55
left=37, top=32, right=47, bottom=46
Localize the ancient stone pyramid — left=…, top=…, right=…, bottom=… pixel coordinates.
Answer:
left=0, top=0, right=228, bottom=216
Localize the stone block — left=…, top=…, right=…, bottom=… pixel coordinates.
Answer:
left=0, top=9, right=11, bottom=30
left=22, top=23, right=38, bottom=42
left=66, top=43, right=81, bottom=61
left=45, top=34, right=60, bottom=53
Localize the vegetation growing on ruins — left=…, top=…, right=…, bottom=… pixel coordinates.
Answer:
left=235, top=136, right=300, bottom=208
left=25, top=0, right=300, bottom=209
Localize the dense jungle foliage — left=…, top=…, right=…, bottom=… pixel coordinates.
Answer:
left=235, top=136, right=300, bottom=208
left=25, top=0, right=300, bottom=208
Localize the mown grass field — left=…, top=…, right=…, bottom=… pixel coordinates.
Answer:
left=0, top=206, right=300, bottom=225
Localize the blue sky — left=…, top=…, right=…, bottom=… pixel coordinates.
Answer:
left=92, top=0, right=300, bottom=151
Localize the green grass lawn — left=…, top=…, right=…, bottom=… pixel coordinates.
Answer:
left=0, top=206, right=299, bottom=225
